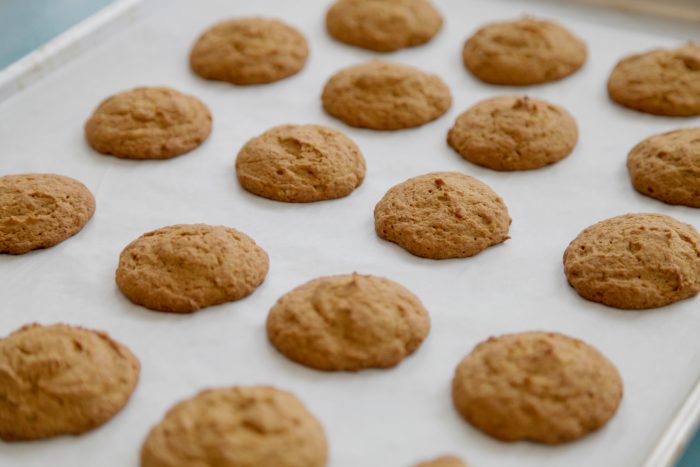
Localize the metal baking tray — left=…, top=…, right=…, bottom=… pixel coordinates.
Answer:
left=1, top=1, right=699, bottom=466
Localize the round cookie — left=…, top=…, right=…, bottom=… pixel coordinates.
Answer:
left=447, top=95, right=578, bottom=171
left=0, top=173, right=95, bottom=255
left=236, top=124, right=366, bottom=202
left=607, top=43, right=700, bottom=116
left=190, top=17, right=308, bottom=85
left=326, top=0, right=443, bottom=52
left=414, top=455, right=467, bottom=467
left=627, top=127, right=700, bottom=207
left=563, top=213, right=700, bottom=309
left=116, top=224, right=269, bottom=313
left=463, top=17, right=587, bottom=85
left=140, top=386, right=328, bottom=467
left=85, top=87, right=212, bottom=159
left=267, top=273, right=430, bottom=371
left=452, top=331, right=623, bottom=444
left=322, top=60, right=452, bottom=130
left=374, top=172, right=511, bottom=259
left=0, top=323, right=140, bottom=441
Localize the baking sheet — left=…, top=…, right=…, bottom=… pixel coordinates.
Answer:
left=1, top=0, right=700, bottom=466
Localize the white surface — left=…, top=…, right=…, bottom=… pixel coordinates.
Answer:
left=0, top=1, right=699, bottom=466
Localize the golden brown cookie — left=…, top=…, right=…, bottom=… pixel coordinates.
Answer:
left=608, top=43, right=700, bottom=116
left=85, top=87, right=212, bottom=159
left=452, top=331, right=623, bottom=444
left=267, top=273, right=430, bottom=371
left=0, top=323, right=140, bottom=441
left=0, top=173, right=95, bottom=255
left=140, top=386, right=328, bottom=467
left=116, top=224, right=269, bottom=313
left=374, top=172, right=511, bottom=259
left=564, top=213, right=700, bottom=309
left=322, top=60, right=452, bottom=130
left=326, top=0, right=442, bottom=52
left=190, top=17, right=308, bottom=85
left=463, top=17, right=586, bottom=85
left=414, top=455, right=467, bottom=467
left=627, top=128, right=700, bottom=207
left=236, top=124, right=366, bottom=202
left=447, top=95, right=578, bottom=171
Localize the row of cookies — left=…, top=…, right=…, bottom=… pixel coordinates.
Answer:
left=186, top=0, right=700, bottom=117
left=2, top=170, right=699, bottom=311
left=81, top=82, right=700, bottom=207
left=0, top=291, right=623, bottom=465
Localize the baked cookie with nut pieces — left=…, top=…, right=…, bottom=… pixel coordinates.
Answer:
left=140, top=386, right=328, bottom=467
left=374, top=172, right=510, bottom=259
left=116, top=224, right=269, bottom=313
left=463, top=17, right=586, bottom=85
left=448, top=95, right=578, bottom=170
left=236, top=124, right=366, bottom=202
left=0, top=173, right=95, bottom=254
left=608, top=43, right=700, bottom=116
left=627, top=127, right=700, bottom=207
left=322, top=60, right=451, bottom=130
left=85, top=87, right=212, bottom=159
left=326, top=0, right=442, bottom=52
left=0, top=323, right=139, bottom=440
left=267, top=273, right=430, bottom=371
left=452, top=331, right=623, bottom=444
left=414, top=455, right=467, bottom=467
left=564, top=213, right=700, bottom=309
left=190, top=18, right=308, bottom=85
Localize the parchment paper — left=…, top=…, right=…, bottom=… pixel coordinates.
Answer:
left=1, top=1, right=700, bottom=466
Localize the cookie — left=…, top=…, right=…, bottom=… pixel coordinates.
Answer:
left=322, top=60, right=451, bottom=130
left=0, top=323, right=139, bottom=440
left=463, top=17, right=586, bottom=85
left=0, top=173, right=95, bottom=255
left=627, top=127, right=700, bottom=207
left=326, top=0, right=442, bottom=52
left=236, top=124, right=366, bottom=202
left=116, top=224, right=269, bottom=313
left=141, top=386, right=328, bottom=467
left=374, top=172, right=511, bottom=259
left=607, top=43, right=700, bottom=116
left=564, top=213, right=700, bottom=309
left=414, top=455, right=467, bottom=467
left=267, top=273, right=430, bottom=371
left=452, top=331, right=623, bottom=444
left=190, top=17, right=308, bottom=85
left=447, top=95, right=578, bottom=171
left=85, top=87, right=212, bottom=159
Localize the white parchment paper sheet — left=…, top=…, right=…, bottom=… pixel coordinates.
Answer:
left=1, top=0, right=700, bottom=466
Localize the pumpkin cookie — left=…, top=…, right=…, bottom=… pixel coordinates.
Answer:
left=463, top=17, right=586, bottom=85
left=447, top=95, right=578, bottom=170
left=85, top=87, right=212, bottom=159
left=414, top=455, right=467, bottom=467
left=608, top=43, right=700, bottom=116
left=236, top=124, right=366, bottom=202
left=627, top=127, right=700, bottom=207
left=452, top=332, right=623, bottom=444
left=0, top=173, right=95, bottom=254
left=267, top=273, right=430, bottom=371
left=322, top=60, right=451, bottom=130
left=141, top=386, right=328, bottom=467
left=0, top=323, right=139, bottom=440
left=326, top=0, right=442, bottom=52
left=116, top=224, right=269, bottom=313
left=190, top=18, right=308, bottom=85
left=564, top=213, right=700, bottom=309
left=374, top=172, right=510, bottom=259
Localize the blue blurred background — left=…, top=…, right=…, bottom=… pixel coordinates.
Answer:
left=0, top=0, right=698, bottom=465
